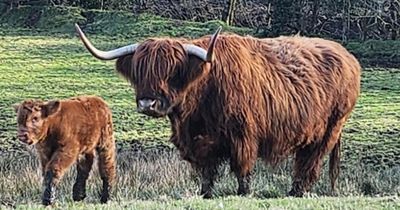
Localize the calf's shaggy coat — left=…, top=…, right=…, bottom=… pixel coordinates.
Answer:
left=76, top=25, right=361, bottom=197
left=14, top=96, right=116, bottom=205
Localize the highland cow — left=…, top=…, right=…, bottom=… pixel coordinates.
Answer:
left=75, top=24, right=361, bottom=197
left=14, top=96, right=116, bottom=205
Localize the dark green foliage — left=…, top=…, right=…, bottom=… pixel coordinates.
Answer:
left=0, top=6, right=85, bottom=33
left=346, top=40, right=400, bottom=68
left=1, top=0, right=398, bottom=41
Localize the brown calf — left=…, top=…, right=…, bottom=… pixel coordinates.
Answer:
left=13, top=96, right=116, bottom=205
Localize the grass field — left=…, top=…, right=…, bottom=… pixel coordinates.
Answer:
left=0, top=12, right=399, bottom=209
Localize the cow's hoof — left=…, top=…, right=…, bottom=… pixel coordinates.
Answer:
left=287, top=189, right=304, bottom=197
left=237, top=192, right=249, bottom=197
left=237, top=188, right=250, bottom=197
left=201, top=191, right=213, bottom=199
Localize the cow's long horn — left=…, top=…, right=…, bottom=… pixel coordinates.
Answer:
left=184, top=26, right=222, bottom=62
left=75, top=24, right=139, bottom=60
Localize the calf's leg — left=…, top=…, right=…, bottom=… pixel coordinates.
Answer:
left=42, top=148, right=79, bottom=206
left=72, top=152, right=94, bottom=201
left=97, top=142, right=116, bottom=203
left=37, top=147, right=52, bottom=176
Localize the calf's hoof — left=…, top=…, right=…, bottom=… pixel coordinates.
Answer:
left=100, top=193, right=110, bottom=204
left=42, top=188, right=56, bottom=206
left=42, top=198, right=54, bottom=206
left=73, top=191, right=86, bottom=202
left=73, top=184, right=86, bottom=201
left=100, top=196, right=109, bottom=204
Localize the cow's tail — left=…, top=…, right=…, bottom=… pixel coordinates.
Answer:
left=329, top=137, right=340, bottom=195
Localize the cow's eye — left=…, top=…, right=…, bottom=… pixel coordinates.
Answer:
left=168, top=73, right=184, bottom=89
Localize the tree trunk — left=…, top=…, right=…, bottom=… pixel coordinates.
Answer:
left=342, top=0, right=351, bottom=43
left=226, top=0, right=238, bottom=26
left=311, top=0, right=320, bottom=34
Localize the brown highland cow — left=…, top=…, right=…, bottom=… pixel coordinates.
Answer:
left=75, top=24, right=361, bottom=197
left=14, top=96, right=116, bottom=205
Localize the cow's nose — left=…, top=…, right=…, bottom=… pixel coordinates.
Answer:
left=138, top=98, right=157, bottom=111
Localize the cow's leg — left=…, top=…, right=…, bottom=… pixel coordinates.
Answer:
left=42, top=147, right=79, bottom=206
left=72, top=152, right=94, bottom=201
left=189, top=135, right=222, bottom=199
left=230, top=138, right=258, bottom=196
left=97, top=141, right=116, bottom=203
left=235, top=170, right=253, bottom=196
left=329, top=136, right=341, bottom=196
left=289, top=115, right=347, bottom=197
left=198, top=163, right=219, bottom=199
left=289, top=143, right=323, bottom=197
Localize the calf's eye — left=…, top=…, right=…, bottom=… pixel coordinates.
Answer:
left=32, top=117, right=38, bottom=123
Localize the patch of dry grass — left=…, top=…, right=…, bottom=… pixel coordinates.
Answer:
left=0, top=148, right=399, bottom=208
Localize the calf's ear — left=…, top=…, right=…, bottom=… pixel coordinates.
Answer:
left=41, top=100, right=60, bottom=117
left=12, top=103, right=20, bottom=113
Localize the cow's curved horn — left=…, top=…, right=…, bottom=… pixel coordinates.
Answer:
left=75, top=24, right=139, bottom=60
left=184, top=26, right=222, bottom=62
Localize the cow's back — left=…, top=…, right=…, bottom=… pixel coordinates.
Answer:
left=190, top=34, right=361, bottom=162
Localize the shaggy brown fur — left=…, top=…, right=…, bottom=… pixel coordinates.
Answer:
left=14, top=96, right=116, bottom=205
left=87, top=32, right=361, bottom=197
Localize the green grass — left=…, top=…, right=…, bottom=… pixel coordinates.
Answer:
left=0, top=9, right=399, bottom=209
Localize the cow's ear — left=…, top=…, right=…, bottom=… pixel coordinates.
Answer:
left=171, top=56, right=211, bottom=91
left=180, top=28, right=220, bottom=89
left=184, top=55, right=212, bottom=85
left=41, top=100, right=60, bottom=117
left=12, top=103, right=20, bottom=113
left=116, top=54, right=135, bottom=84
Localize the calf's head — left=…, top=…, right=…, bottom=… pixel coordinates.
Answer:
left=13, top=100, right=60, bottom=145
left=75, top=24, right=221, bottom=117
